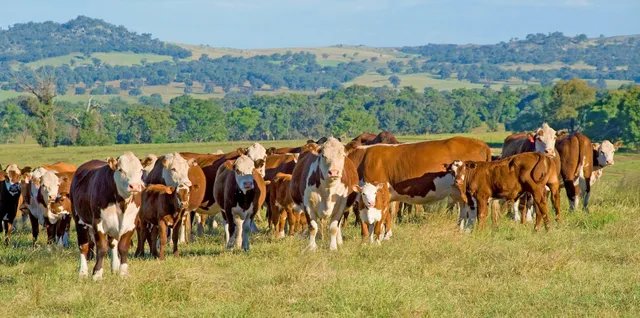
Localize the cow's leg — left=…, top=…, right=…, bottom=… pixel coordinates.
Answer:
left=490, top=199, right=500, bottom=228
left=476, top=196, right=488, bottom=230
left=328, top=218, right=340, bottom=251
left=525, top=194, right=534, bottom=223
left=550, top=183, right=562, bottom=222
left=307, top=214, right=318, bottom=251
left=512, top=199, right=521, bottom=222
left=172, top=219, right=181, bottom=257
left=158, top=220, right=168, bottom=260
left=45, top=219, right=56, bottom=245
left=384, top=204, right=396, bottom=240
left=76, top=222, right=91, bottom=278
left=286, top=208, right=297, bottom=236
left=458, top=202, right=468, bottom=230
left=117, top=230, right=134, bottom=277
left=336, top=219, right=344, bottom=246
left=360, top=220, right=369, bottom=243
left=532, top=190, right=550, bottom=231
left=229, top=214, right=242, bottom=249
left=373, top=220, right=383, bottom=245
left=134, top=220, right=146, bottom=257
left=277, top=209, right=287, bottom=239
left=109, top=238, right=121, bottom=274
left=92, top=231, right=108, bottom=281
left=564, top=180, right=577, bottom=211
left=242, top=217, right=251, bottom=251
left=150, top=224, right=159, bottom=258
left=195, top=213, right=205, bottom=236
left=583, top=177, right=591, bottom=212
left=28, top=212, right=39, bottom=245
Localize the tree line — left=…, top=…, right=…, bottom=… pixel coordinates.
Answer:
left=0, top=79, right=638, bottom=149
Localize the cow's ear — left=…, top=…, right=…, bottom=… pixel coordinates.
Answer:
left=592, top=143, right=600, bottom=150
left=352, top=185, right=362, bottom=193
left=266, top=147, right=276, bottom=156
left=188, top=158, right=197, bottom=167
left=556, top=129, right=568, bottom=137
left=306, top=139, right=315, bottom=144
left=614, top=141, right=623, bottom=150
left=527, top=133, right=535, bottom=143
left=254, top=159, right=265, bottom=169
left=166, top=186, right=175, bottom=195
left=316, top=137, right=328, bottom=144
left=107, top=157, right=118, bottom=170
left=237, top=147, right=248, bottom=155
left=467, top=162, right=477, bottom=169
left=264, top=180, right=271, bottom=186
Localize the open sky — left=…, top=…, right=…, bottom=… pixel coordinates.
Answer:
left=1, top=0, right=638, bottom=48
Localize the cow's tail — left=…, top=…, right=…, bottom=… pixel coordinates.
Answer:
left=531, top=155, right=548, bottom=183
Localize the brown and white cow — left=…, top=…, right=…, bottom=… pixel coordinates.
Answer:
left=25, top=166, right=75, bottom=246
left=136, top=184, right=190, bottom=259
left=290, top=137, right=359, bottom=251
left=71, top=152, right=145, bottom=279
left=0, top=164, right=23, bottom=244
left=264, top=153, right=299, bottom=231
left=501, top=123, right=564, bottom=222
left=449, top=152, right=561, bottom=231
left=267, top=173, right=300, bottom=238
left=213, top=155, right=267, bottom=250
left=555, top=132, right=595, bottom=211
left=354, top=181, right=392, bottom=244
left=349, top=137, right=492, bottom=230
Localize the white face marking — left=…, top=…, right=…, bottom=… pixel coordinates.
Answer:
left=534, top=123, right=557, bottom=156
left=161, top=152, right=192, bottom=190
left=141, top=154, right=158, bottom=181
left=246, top=143, right=267, bottom=177
left=234, top=155, right=255, bottom=194
left=360, top=183, right=379, bottom=208
left=597, top=140, right=616, bottom=166
left=113, top=152, right=145, bottom=198
left=39, top=171, right=60, bottom=203
left=319, top=137, right=346, bottom=181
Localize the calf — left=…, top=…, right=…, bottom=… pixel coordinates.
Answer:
left=264, top=153, right=299, bottom=230
left=448, top=152, right=561, bottom=231
left=267, top=173, right=303, bottom=238
left=136, top=184, right=190, bottom=259
left=0, top=164, right=23, bottom=244
left=354, top=182, right=392, bottom=244
left=290, top=137, right=359, bottom=251
left=26, top=169, right=74, bottom=246
left=213, top=155, right=267, bottom=251
left=71, top=152, right=145, bottom=279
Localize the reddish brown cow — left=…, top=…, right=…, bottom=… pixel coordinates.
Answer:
left=354, top=181, right=392, bottom=244
left=264, top=153, right=299, bottom=230
left=213, top=155, right=268, bottom=250
left=71, top=152, right=145, bottom=279
left=135, top=184, right=191, bottom=259
left=449, top=152, right=561, bottom=230
left=555, top=132, right=594, bottom=211
left=267, top=173, right=305, bottom=238
left=290, top=137, right=359, bottom=251
left=350, top=137, right=492, bottom=230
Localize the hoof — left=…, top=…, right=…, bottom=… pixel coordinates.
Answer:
left=92, top=269, right=104, bottom=281
left=79, top=271, right=89, bottom=279
left=119, top=264, right=129, bottom=277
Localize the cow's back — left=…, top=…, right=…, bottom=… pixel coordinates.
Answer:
left=265, top=154, right=297, bottom=181
left=43, top=162, right=77, bottom=174
left=71, top=160, right=114, bottom=222
left=502, top=133, right=533, bottom=158
left=556, top=132, right=593, bottom=181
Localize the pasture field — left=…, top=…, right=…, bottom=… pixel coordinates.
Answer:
left=345, top=72, right=530, bottom=92
left=24, top=52, right=174, bottom=68
left=0, top=135, right=639, bottom=317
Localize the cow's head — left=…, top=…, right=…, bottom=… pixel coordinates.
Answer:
left=233, top=155, right=260, bottom=194
left=594, top=140, right=622, bottom=167
left=140, top=154, right=158, bottom=182
left=447, top=160, right=474, bottom=204
left=354, top=182, right=389, bottom=210
left=161, top=153, right=194, bottom=192
left=246, top=143, right=267, bottom=177
left=530, top=123, right=559, bottom=157
left=4, top=164, right=22, bottom=185
left=108, top=152, right=145, bottom=198
left=318, top=137, right=346, bottom=182
left=29, top=167, right=48, bottom=191
left=39, top=170, right=64, bottom=204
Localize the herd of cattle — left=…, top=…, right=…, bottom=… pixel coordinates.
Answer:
left=0, top=125, right=620, bottom=280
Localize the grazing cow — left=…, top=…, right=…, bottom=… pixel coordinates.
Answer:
left=136, top=184, right=190, bottom=259
left=354, top=182, right=392, bottom=244
left=213, top=155, right=267, bottom=250
left=290, top=137, right=359, bottom=251
left=502, top=123, right=564, bottom=222
left=350, top=137, right=492, bottom=229
left=448, top=152, right=561, bottom=231
left=0, top=164, right=23, bottom=244
left=71, top=152, right=145, bottom=279
left=26, top=167, right=75, bottom=246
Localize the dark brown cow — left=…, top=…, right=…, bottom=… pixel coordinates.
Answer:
left=213, top=155, right=268, bottom=250
left=0, top=164, right=23, bottom=244
left=135, top=184, right=191, bottom=259
left=71, top=152, right=144, bottom=279
left=350, top=137, right=492, bottom=230
left=354, top=181, right=392, bottom=244
left=448, top=152, right=561, bottom=230
left=290, top=137, right=359, bottom=251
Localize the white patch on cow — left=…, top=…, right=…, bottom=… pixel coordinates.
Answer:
left=111, top=239, right=120, bottom=273
left=113, top=152, right=145, bottom=199
left=98, top=201, right=139, bottom=239
left=119, top=263, right=129, bottom=277
left=92, top=268, right=104, bottom=281
left=513, top=200, right=521, bottom=222
left=246, top=143, right=267, bottom=176
left=28, top=168, right=48, bottom=225
left=525, top=205, right=534, bottom=223
left=161, top=152, right=192, bottom=189
left=389, top=173, right=455, bottom=204
left=596, top=140, right=617, bottom=167
left=307, top=219, right=318, bottom=251
left=234, top=155, right=256, bottom=194
left=534, top=123, right=558, bottom=156
left=79, top=254, right=89, bottom=278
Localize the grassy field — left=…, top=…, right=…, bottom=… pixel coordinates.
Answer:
left=0, top=134, right=639, bottom=316
left=24, top=52, right=173, bottom=68
left=346, top=72, right=530, bottom=91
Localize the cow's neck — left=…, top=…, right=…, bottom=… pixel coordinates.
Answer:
left=234, top=188, right=255, bottom=210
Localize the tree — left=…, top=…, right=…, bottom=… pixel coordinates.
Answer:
left=0, top=103, right=32, bottom=143
left=547, top=78, right=596, bottom=131
left=15, top=70, right=58, bottom=147
left=119, top=105, right=174, bottom=143
left=169, top=95, right=227, bottom=142
left=388, top=75, right=401, bottom=88
left=227, top=107, right=261, bottom=140
left=76, top=103, right=113, bottom=146
left=332, top=104, right=378, bottom=138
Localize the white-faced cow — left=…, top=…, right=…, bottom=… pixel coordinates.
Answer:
left=213, top=155, right=267, bottom=251
left=354, top=181, right=392, bottom=244
left=71, top=152, right=145, bottom=280
left=290, top=137, right=359, bottom=251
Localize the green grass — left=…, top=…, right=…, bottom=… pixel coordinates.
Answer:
left=0, top=150, right=639, bottom=316
left=346, top=72, right=529, bottom=91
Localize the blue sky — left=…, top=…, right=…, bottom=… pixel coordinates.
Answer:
left=1, top=0, right=638, bottom=48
